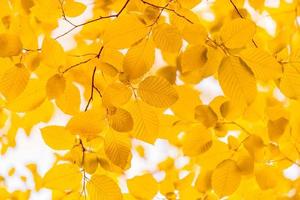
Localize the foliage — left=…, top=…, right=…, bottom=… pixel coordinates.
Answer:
left=0, top=0, right=300, bottom=199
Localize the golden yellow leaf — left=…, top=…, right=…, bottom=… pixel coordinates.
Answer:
left=194, top=105, right=218, bottom=128
left=280, top=64, right=300, bottom=99
left=64, top=0, right=86, bottom=17
left=123, top=39, right=155, bottom=80
left=255, top=165, right=278, bottom=190
left=46, top=74, right=66, bottom=99
left=182, top=124, right=212, bottom=156
left=220, top=18, right=256, bottom=49
left=127, top=101, right=159, bottom=144
left=152, top=23, right=182, bottom=53
left=87, top=175, right=122, bottom=200
left=0, top=64, right=30, bottom=101
left=180, top=45, right=207, bottom=73
left=43, top=163, right=82, bottom=191
left=41, top=37, right=66, bottom=68
left=56, top=81, right=80, bottom=115
left=40, top=126, right=75, bottom=150
left=211, top=159, right=241, bottom=197
left=67, top=109, right=105, bottom=138
left=103, top=14, right=149, bottom=49
left=7, top=79, right=46, bottom=112
left=127, top=174, right=158, bottom=199
left=83, top=152, right=98, bottom=174
left=182, top=23, right=207, bottom=45
left=104, top=129, right=131, bottom=169
left=0, top=33, right=22, bottom=57
left=107, top=107, right=133, bottom=132
left=103, top=83, right=132, bottom=107
left=218, top=56, right=257, bottom=107
left=138, top=76, right=179, bottom=107
left=239, top=48, right=282, bottom=81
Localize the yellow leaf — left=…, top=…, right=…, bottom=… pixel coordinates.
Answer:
left=182, top=124, right=212, bottom=156
left=7, top=79, right=46, bottom=112
left=194, top=105, right=218, bottom=128
left=46, top=74, right=66, bottom=99
left=87, top=175, right=122, bottom=200
left=67, top=109, right=105, bottom=138
left=0, top=64, right=30, bottom=101
left=218, top=56, right=257, bottom=107
left=182, top=23, right=207, bottom=45
left=56, top=81, right=80, bottom=115
left=178, top=0, right=202, bottom=8
left=103, top=83, right=132, bottom=107
left=127, top=101, right=159, bottom=144
left=211, top=159, right=241, bottom=197
left=280, top=64, right=300, bottom=99
left=107, top=107, right=133, bottom=132
left=180, top=45, right=207, bottom=73
left=123, top=39, right=155, bottom=79
left=255, top=165, right=278, bottom=190
left=138, top=76, right=179, bottom=108
left=268, top=117, right=288, bottom=141
left=104, top=129, right=131, bottom=169
left=156, top=66, right=177, bottom=84
left=239, top=48, right=282, bottom=81
left=127, top=174, right=158, bottom=199
left=64, top=0, right=86, bottom=17
left=103, top=14, right=149, bottom=49
left=220, top=18, right=256, bottom=49
left=152, top=23, right=182, bottom=53
left=41, top=37, right=66, bottom=68
left=40, top=126, right=75, bottom=150
left=83, top=152, right=98, bottom=174
left=43, top=163, right=82, bottom=191
left=0, top=33, right=22, bottom=57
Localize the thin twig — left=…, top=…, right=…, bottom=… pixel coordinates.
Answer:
left=84, top=67, right=97, bottom=111
left=55, top=0, right=130, bottom=39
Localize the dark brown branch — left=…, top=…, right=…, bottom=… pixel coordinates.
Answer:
left=84, top=67, right=97, bottom=111
left=61, top=58, right=93, bottom=74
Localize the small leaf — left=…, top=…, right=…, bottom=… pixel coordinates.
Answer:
left=138, top=76, right=179, bottom=107
left=87, top=175, right=122, bottom=200
left=123, top=39, right=155, bottom=79
left=182, top=124, right=212, bottom=156
left=46, top=74, right=66, bottom=99
left=220, top=18, right=256, bottom=49
left=40, top=126, right=75, bottom=150
left=67, top=109, right=105, bottom=138
left=211, top=159, right=241, bottom=197
left=107, top=107, right=133, bottom=132
left=104, top=129, right=131, bottom=169
left=0, top=64, right=30, bottom=101
left=127, top=174, right=158, bottom=199
left=152, top=23, right=182, bottom=53
left=0, top=33, right=22, bottom=57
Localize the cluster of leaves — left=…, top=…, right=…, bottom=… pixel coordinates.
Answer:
left=1, top=0, right=300, bottom=199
